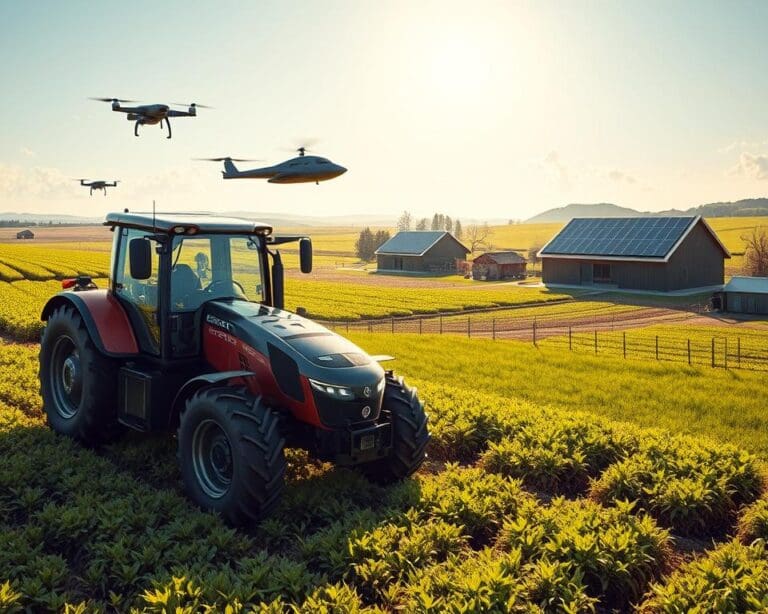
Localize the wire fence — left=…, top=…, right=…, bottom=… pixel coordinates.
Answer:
left=327, top=310, right=768, bottom=372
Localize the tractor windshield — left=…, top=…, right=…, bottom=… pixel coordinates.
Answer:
left=170, top=234, right=264, bottom=311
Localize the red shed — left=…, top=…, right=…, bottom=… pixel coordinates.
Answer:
left=472, top=251, right=527, bottom=280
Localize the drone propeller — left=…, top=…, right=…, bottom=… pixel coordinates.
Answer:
left=72, top=178, right=89, bottom=182
left=89, top=97, right=139, bottom=103
left=172, top=102, right=214, bottom=109
left=194, top=157, right=263, bottom=162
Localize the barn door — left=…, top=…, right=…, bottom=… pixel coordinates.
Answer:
left=580, top=263, right=592, bottom=284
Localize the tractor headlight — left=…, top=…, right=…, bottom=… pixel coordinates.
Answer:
left=309, top=379, right=353, bottom=399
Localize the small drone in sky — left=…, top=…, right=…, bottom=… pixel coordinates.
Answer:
left=74, top=179, right=119, bottom=196
left=90, top=98, right=211, bottom=139
left=196, top=146, right=347, bottom=185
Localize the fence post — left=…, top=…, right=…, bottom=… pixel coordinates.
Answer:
left=711, top=337, right=715, bottom=368
left=346, top=322, right=349, bottom=333
left=439, top=315, right=443, bottom=335
left=568, top=326, right=572, bottom=350
left=492, top=318, right=496, bottom=341
left=533, top=321, right=537, bottom=347
left=738, top=337, right=741, bottom=368
left=368, top=322, right=372, bottom=333
left=655, top=336, right=659, bottom=360
left=594, top=330, right=598, bottom=354
left=468, top=316, right=471, bottom=338
left=623, top=332, right=626, bottom=359
left=687, top=339, right=691, bottom=365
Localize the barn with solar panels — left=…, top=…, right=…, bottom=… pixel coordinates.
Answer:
left=375, top=231, right=470, bottom=273
left=538, top=216, right=730, bottom=291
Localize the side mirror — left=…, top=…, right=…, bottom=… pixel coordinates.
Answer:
left=299, top=238, right=313, bottom=274
left=129, top=238, right=152, bottom=280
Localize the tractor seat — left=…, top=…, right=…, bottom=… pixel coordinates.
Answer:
left=172, top=264, right=202, bottom=309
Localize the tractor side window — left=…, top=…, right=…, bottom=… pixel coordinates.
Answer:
left=170, top=237, right=211, bottom=311
left=115, top=228, right=161, bottom=353
left=230, top=236, right=264, bottom=303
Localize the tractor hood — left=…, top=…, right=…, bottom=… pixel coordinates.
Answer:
left=202, top=299, right=385, bottom=387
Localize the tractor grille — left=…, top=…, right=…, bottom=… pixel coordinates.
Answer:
left=311, top=390, right=382, bottom=428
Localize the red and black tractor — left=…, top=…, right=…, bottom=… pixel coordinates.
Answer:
left=39, top=212, right=429, bottom=525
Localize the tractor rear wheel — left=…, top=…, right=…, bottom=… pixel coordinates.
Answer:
left=177, top=387, right=286, bottom=526
left=39, top=305, right=121, bottom=445
left=359, top=373, right=429, bottom=484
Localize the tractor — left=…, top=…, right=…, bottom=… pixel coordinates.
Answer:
left=39, top=212, right=429, bottom=525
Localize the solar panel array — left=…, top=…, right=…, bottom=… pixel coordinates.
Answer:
left=540, top=217, right=695, bottom=258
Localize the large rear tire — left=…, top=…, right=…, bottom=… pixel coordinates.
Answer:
left=39, top=305, right=121, bottom=445
left=177, top=387, right=287, bottom=526
left=359, top=373, right=429, bottom=484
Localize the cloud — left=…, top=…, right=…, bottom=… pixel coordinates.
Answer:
left=606, top=169, right=637, bottom=184
left=0, top=164, right=80, bottom=199
left=719, top=140, right=768, bottom=154
left=730, top=152, right=768, bottom=180
left=542, top=150, right=571, bottom=189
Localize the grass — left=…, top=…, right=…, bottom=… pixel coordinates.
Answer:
left=347, top=333, right=768, bottom=455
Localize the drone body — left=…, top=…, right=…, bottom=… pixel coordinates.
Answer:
left=200, top=148, right=347, bottom=185
left=91, top=98, right=210, bottom=139
left=75, top=179, right=119, bottom=196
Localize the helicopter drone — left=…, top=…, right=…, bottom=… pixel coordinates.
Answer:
left=197, top=147, right=347, bottom=185
left=90, top=98, right=211, bottom=139
left=74, top=179, right=119, bottom=196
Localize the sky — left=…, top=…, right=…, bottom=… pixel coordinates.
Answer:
left=1, top=0, right=768, bottom=222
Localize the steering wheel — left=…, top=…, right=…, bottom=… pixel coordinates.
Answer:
left=203, top=279, right=246, bottom=298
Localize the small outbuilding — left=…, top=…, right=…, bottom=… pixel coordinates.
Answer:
left=472, top=251, right=527, bottom=280
left=720, top=276, right=768, bottom=314
left=375, top=231, right=469, bottom=273
left=539, top=216, right=729, bottom=291
left=16, top=229, right=34, bottom=240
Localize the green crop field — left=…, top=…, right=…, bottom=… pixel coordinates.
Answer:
left=2, top=333, right=768, bottom=611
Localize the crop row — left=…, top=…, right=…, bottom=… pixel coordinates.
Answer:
left=0, top=245, right=110, bottom=280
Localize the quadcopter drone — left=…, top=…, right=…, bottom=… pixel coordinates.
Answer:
left=90, top=98, right=211, bottom=139
left=197, top=147, right=347, bottom=185
left=74, top=179, right=119, bottom=196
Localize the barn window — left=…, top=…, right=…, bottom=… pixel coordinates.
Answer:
left=593, top=263, right=612, bottom=282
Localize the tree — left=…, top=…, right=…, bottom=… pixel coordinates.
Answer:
left=454, top=219, right=463, bottom=240
left=743, top=229, right=768, bottom=277
left=397, top=211, right=412, bottom=232
left=445, top=216, right=453, bottom=232
left=437, top=214, right=445, bottom=230
left=415, top=218, right=428, bottom=231
left=465, top=223, right=493, bottom=254
left=373, top=229, right=391, bottom=252
left=528, top=245, right=542, bottom=276
left=431, top=213, right=440, bottom=231
left=355, top=227, right=375, bottom=260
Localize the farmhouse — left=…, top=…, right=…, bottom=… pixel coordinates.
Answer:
left=539, top=216, right=729, bottom=291
left=721, top=276, right=768, bottom=315
left=472, top=251, right=527, bottom=280
left=16, top=229, right=34, bottom=240
left=375, top=231, right=469, bottom=273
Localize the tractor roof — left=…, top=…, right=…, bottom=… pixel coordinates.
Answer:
left=104, top=212, right=273, bottom=235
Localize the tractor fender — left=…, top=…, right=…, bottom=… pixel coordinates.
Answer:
left=41, top=291, right=139, bottom=357
left=170, top=370, right=256, bottom=427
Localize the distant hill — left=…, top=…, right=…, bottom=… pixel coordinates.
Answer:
left=526, top=198, right=768, bottom=223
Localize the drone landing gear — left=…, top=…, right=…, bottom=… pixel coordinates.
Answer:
left=89, top=188, right=93, bottom=196
left=134, top=120, right=141, bottom=137
left=164, top=117, right=172, bottom=139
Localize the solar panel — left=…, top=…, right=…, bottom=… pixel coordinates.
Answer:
left=540, top=217, right=696, bottom=258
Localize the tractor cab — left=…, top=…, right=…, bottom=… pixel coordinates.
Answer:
left=106, top=212, right=312, bottom=359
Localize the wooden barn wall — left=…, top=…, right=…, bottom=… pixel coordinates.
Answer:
left=665, top=222, right=725, bottom=289
left=725, top=292, right=768, bottom=314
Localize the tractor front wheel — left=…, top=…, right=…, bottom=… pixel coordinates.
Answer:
left=178, top=387, right=286, bottom=526
left=39, top=305, right=121, bottom=445
left=359, top=373, right=429, bottom=484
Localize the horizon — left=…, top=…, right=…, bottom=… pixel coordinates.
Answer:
left=2, top=1, right=768, bottom=220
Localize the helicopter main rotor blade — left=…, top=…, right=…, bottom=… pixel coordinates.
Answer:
left=89, top=97, right=139, bottom=103
left=193, top=157, right=263, bottom=162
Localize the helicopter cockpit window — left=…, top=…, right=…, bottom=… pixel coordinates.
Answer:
left=170, top=234, right=264, bottom=311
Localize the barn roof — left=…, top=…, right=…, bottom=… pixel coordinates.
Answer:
left=375, top=231, right=469, bottom=256
left=474, top=251, right=527, bottom=264
left=538, top=216, right=730, bottom=263
left=724, top=276, right=768, bottom=294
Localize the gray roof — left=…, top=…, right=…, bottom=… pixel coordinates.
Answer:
left=474, top=251, right=526, bottom=265
left=539, top=216, right=729, bottom=262
left=375, top=231, right=469, bottom=256
left=104, top=212, right=272, bottom=235
left=723, top=276, right=768, bottom=294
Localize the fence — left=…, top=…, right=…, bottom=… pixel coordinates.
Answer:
left=328, top=312, right=768, bottom=372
